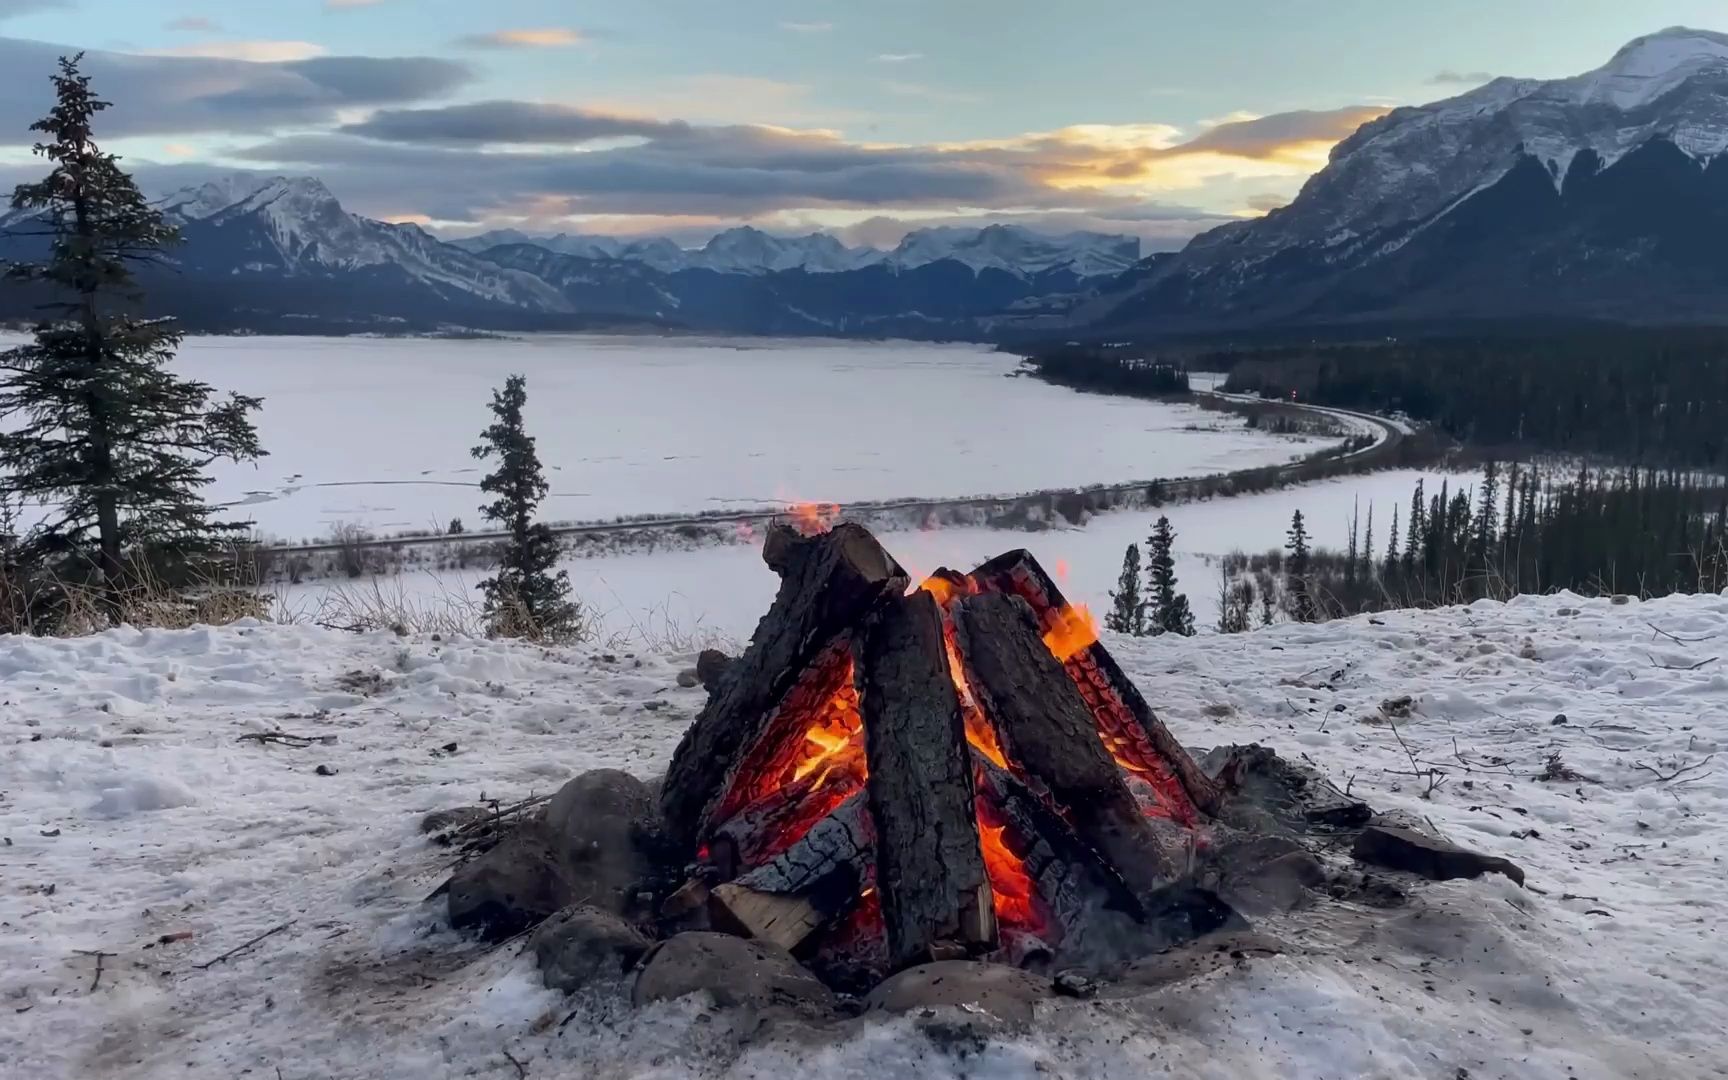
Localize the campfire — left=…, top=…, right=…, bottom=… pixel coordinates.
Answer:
left=657, top=519, right=1240, bottom=988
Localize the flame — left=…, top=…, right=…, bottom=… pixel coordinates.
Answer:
left=975, top=796, right=1053, bottom=939
left=788, top=501, right=841, bottom=536
left=918, top=574, right=1008, bottom=769
left=1042, top=603, right=1099, bottom=662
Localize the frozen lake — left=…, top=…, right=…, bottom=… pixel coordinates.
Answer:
left=46, top=333, right=1331, bottom=541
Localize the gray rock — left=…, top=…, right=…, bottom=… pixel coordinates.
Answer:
left=1202, top=832, right=1326, bottom=914
left=420, top=806, right=488, bottom=835
left=446, top=769, right=672, bottom=941
left=632, top=932, right=834, bottom=1018
left=446, top=822, right=576, bottom=941
left=544, top=769, right=667, bottom=915
left=1119, top=931, right=1284, bottom=992
left=531, top=905, right=653, bottom=992
left=1352, top=823, right=1526, bottom=886
left=865, top=961, right=1050, bottom=1026
left=696, top=649, right=734, bottom=693
left=676, top=669, right=701, bottom=689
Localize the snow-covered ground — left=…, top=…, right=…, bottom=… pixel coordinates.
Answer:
left=0, top=333, right=1335, bottom=541
left=3, top=591, right=1723, bottom=1078
left=278, top=468, right=1455, bottom=646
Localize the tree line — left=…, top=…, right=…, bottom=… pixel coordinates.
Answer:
left=1216, top=335, right=1728, bottom=470
left=0, top=57, right=579, bottom=639
left=1212, top=464, right=1728, bottom=631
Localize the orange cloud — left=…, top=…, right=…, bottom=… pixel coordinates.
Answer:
left=147, top=40, right=328, bottom=62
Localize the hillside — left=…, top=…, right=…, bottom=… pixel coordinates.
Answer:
left=2, top=592, right=1722, bottom=1077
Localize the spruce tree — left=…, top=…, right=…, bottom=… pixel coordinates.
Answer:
left=1105, top=543, right=1146, bottom=636
left=1144, top=516, right=1195, bottom=636
left=0, top=55, right=263, bottom=612
left=1285, top=509, right=1317, bottom=622
left=472, top=374, right=580, bottom=640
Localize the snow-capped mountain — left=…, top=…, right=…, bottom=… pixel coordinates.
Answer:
left=1093, top=26, right=1728, bottom=330
left=887, top=225, right=1140, bottom=278
left=451, top=222, right=1136, bottom=279
left=157, top=176, right=567, bottom=313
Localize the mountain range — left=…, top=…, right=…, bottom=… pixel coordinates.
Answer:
left=3, top=27, right=1728, bottom=338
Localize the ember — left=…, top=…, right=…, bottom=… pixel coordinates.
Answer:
left=656, top=520, right=1246, bottom=987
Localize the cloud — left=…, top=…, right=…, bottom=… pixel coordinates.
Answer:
left=1428, top=70, right=1495, bottom=86
left=0, top=0, right=71, bottom=19
left=454, top=28, right=586, bottom=49
left=340, top=101, right=688, bottom=144
left=325, top=0, right=387, bottom=8
left=873, top=52, right=923, bottom=63
left=0, top=38, right=471, bottom=139
left=1244, top=192, right=1289, bottom=213
left=147, top=40, right=328, bottom=63
left=780, top=21, right=832, bottom=32
left=165, top=16, right=220, bottom=31
left=226, top=98, right=1383, bottom=228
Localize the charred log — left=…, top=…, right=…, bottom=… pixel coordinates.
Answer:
left=660, top=523, right=908, bottom=849
left=708, top=794, right=875, bottom=952
left=970, top=549, right=1225, bottom=817
left=954, top=591, right=1183, bottom=897
left=858, top=590, right=996, bottom=969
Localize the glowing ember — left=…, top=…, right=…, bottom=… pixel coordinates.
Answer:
left=918, top=574, right=1008, bottom=769
left=975, top=795, right=1055, bottom=940
left=787, top=501, right=841, bottom=536
left=1042, top=603, right=1099, bottom=662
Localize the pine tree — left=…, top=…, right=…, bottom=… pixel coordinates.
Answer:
left=1144, top=516, right=1194, bottom=636
left=1473, top=461, right=1499, bottom=570
left=472, top=374, right=580, bottom=640
left=1384, top=504, right=1401, bottom=577
left=1, top=57, right=264, bottom=615
left=1285, top=509, right=1317, bottom=622
left=1403, top=479, right=1424, bottom=574
left=1105, top=542, right=1146, bottom=636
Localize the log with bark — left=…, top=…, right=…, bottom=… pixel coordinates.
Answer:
left=660, top=523, right=908, bottom=849
left=969, top=549, right=1225, bottom=817
left=953, top=591, right=1183, bottom=897
left=858, top=590, right=995, bottom=969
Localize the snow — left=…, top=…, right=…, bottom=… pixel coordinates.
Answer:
left=0, top=334, right=1330, bottom=542
left=275, top=467, right=1449, bottom=647
left=3, top=590, right=1724, bottom=1078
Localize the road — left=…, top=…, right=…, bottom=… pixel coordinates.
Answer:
left=264, top=391, right=1406, bottom=557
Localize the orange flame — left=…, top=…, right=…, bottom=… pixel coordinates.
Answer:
left=1042, top=603, right=1099, bottom=662
left=975, top=796, right=1052, bottom=939
left=787, top=501, right=841, bottom=536
left=918, top=574, right=1008, bottom=769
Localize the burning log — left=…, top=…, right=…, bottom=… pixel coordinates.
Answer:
left=972, top=753, right=1143, bottom=939
left=708, top=794, right=875, bottom=952
left=953, top=591, right=1183, bottom=897
left=660, top=523, right=908, bottom=849
left=858, top=590, right=996, bottom=969
left=970, top=550, right=1225, bottom=818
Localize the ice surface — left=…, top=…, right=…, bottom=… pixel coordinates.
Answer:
left=0, top=334, right=1328, bottom=542
left=2, top=592, right=1723, bottom=1077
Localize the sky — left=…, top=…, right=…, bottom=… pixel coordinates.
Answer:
left=0, top=0, right=1724, bottom=248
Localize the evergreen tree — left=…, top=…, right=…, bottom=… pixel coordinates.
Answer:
left=1474, top=460, right=1499, bottom=569
left=1403, top=479, right=1424, bottom=574
left=472, top=374, right=580, bottom=640
left=1384, top=504, right=1401, bottom=577
left=1104, top=542, right=1146, bottom=636
left=1144, top=516, right=1194, bottom=636
left=0, top=56, right=263, bottom=612
left=1285, top=510, right=1317, bottom=622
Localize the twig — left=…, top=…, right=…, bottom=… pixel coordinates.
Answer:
left=73, top=949, right=113, bottom=992
left=1645, top=621, right=1714, bottom=645
left=237, top=731, right=335, bottom=749
left=503, top=1048, right=527, bottom=1079
left=1631, top=754, right=1716, bottom=785
left=193, top=921, right=294, bottom=970
left=1644, top=652, right=1719, bottom=671
left=1386, top=714, right=1446, bottom=798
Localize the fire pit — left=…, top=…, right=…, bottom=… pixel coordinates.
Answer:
left=438, top=519, right=1526, bottom=1007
